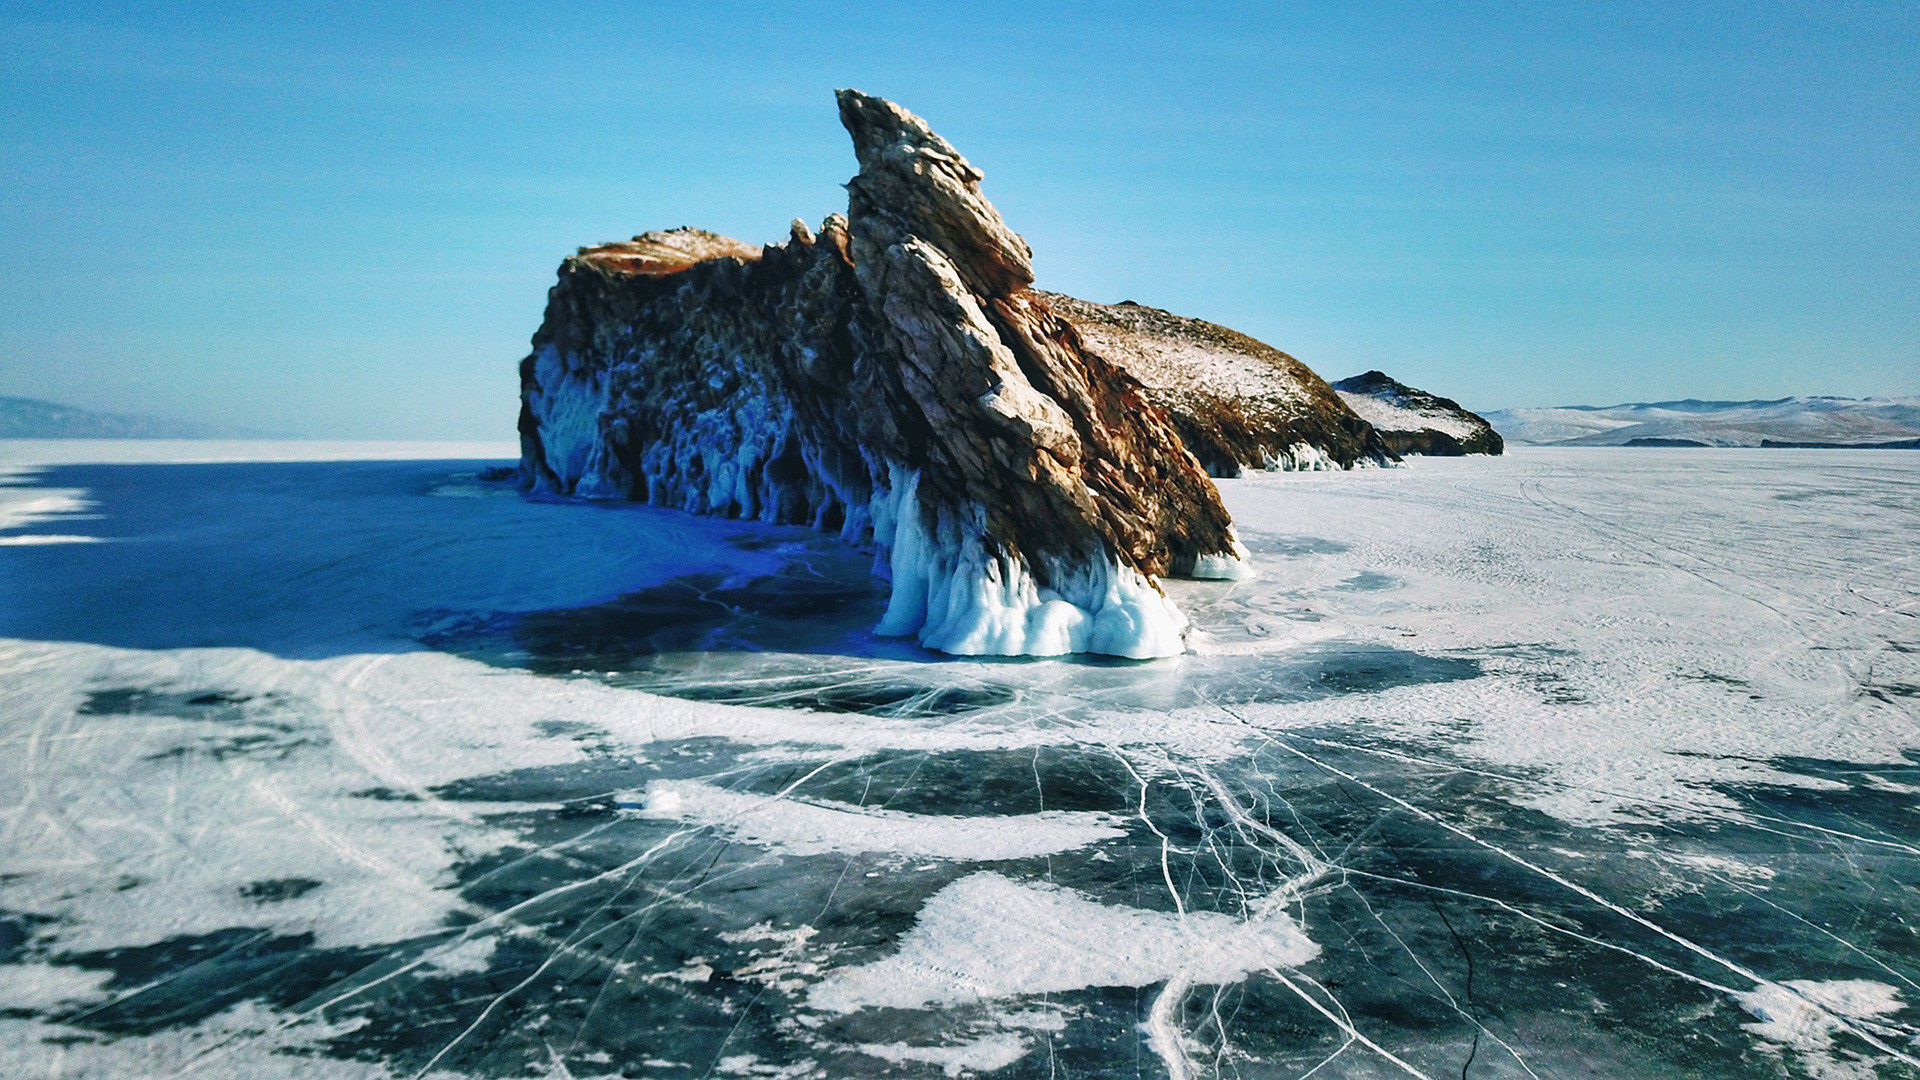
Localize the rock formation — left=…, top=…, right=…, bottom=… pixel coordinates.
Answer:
left=1330, top=371, right=1504, bottom=456
left=1041, top=294, right=1397, bottom=475
left=517, top=90, right=1246, bottom=658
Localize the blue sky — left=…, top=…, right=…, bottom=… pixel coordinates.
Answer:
left=2, top=1, right=1914, bottom=437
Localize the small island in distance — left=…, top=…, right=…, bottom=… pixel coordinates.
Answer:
left=1485, top=396, right=1920, bottom=448
left=0, top=396, right=264, bottom=440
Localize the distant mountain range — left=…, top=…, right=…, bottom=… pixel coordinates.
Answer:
left=0, top=396, right=261, bottom=439
left=1483, top=396, right=1920, bottom=448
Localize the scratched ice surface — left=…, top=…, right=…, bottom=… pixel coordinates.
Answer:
left=2, top=443, right=1918, bottom=1080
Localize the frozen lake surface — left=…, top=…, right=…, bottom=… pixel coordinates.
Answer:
left=2, top=441, right=1917, bottom=1079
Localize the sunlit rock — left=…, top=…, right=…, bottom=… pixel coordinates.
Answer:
left=516, top=90, right=1242, bottom=657
left=1042, top=293, right=1399, bottom=475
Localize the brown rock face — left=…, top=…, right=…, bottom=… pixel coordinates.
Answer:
left=517, top=90, right=1241, bottom=657
left=574, top=228, right=766, bottom=277
left=1042, top=293, right=1397, bottom=475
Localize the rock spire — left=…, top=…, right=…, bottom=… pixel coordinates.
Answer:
left=516, top=90, right=1245, bottom=657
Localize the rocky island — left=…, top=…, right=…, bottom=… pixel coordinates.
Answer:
left=516, top=91, right=1247, bottom=658
left=1331, top=370, right=1504, bottom=456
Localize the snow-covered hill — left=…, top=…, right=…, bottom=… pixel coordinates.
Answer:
left=0, top=396, right=253, bottom=439
left=1330, top=371, right=1503, bottom=456
left=1484, top=396, right=1920, bottom=447
left=1040, top=293, right=1394, bottom=474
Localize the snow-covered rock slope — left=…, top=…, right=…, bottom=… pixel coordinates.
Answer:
left=1042, top=293, right=1396, bottom=475
left=516, top=91, right=1243, bottom=658
left=1483, top=396, right=1920, bottom=448
left=1331, top=370, right=1504, bottom=456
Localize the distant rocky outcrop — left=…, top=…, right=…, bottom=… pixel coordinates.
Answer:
left=1483, top=397, right=1920, bottom=448
left=0, top=396, right=253, bottom=439
left=1758, top=437, right=1920, bottom=449
left=517, top=91, right=1244, bottom=658
left=1040, top=295, right=1396, bottom=475
left=1331, top=372, right=1504, bottom=456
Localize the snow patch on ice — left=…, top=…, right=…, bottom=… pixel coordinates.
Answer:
left=426, top=933, right=499, bottom=975
left=996, top=1007, right=1070, bottom=1031
left=0, top=1001, right=390, bottom=1080
left=1734, top=979, right=1905, bottom=1077
left=0, top=484, right=102, bottom=544
left=710, top=1052, right=816, bottom=1077
left=644, top=959, right=717, bottom=985
left=0, top=490, right=92, bottom=531
left=1210, top=451, right=1920, bottom=825
left=1666, top=852, right=1777, bottom=882
left=0, top=644, right=563, bottom=953
left=0, top=963, right=113, bottom=1012
left=644, top=787, right=685, bottom=813
left=726, top=926, right=824, bottom=996
left=808, top=872, right=1318, bottom=1013
left=631, top=779, right=1126, bottom=860
left=858, top=1032, right=1034, bottom=1076
left=0, top=533, right=101, bottom=545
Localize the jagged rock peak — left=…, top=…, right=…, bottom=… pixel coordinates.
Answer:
left=836, top=89, right=1034, bottom=297
left=514, top=90, right=1245, bottom=658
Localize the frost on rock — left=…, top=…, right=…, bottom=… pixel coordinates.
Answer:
left=1331, top=370, right=1504, bottom=456
left=1041, top=292, right=1398, bottom=476
left=516, top=91, right=1246, bottom=657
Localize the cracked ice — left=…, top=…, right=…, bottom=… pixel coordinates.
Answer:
left=2, top=442, right=1919, bottom=1079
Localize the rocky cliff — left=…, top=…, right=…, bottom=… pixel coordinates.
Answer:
left=1041, top=294, right=1396, bottom=475
left=517, top=91, right=1244, bottom=658
left=1331, top=371, right=1504, bottom=456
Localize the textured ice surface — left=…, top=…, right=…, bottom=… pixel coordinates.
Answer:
left=2, top=443, right=1919, bottom=1079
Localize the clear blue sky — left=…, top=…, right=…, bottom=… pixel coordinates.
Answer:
left=3, top=1, right=1914, bottom=437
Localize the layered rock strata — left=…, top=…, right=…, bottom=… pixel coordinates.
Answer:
left=517, top=91, right=1245, bottom=658
left=1331, top=371, right=1504, bottom=456
left=1042, top=293, right=1396, bottom=476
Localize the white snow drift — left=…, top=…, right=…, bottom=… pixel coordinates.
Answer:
left=808, top=872, right=1319, bottom=1014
